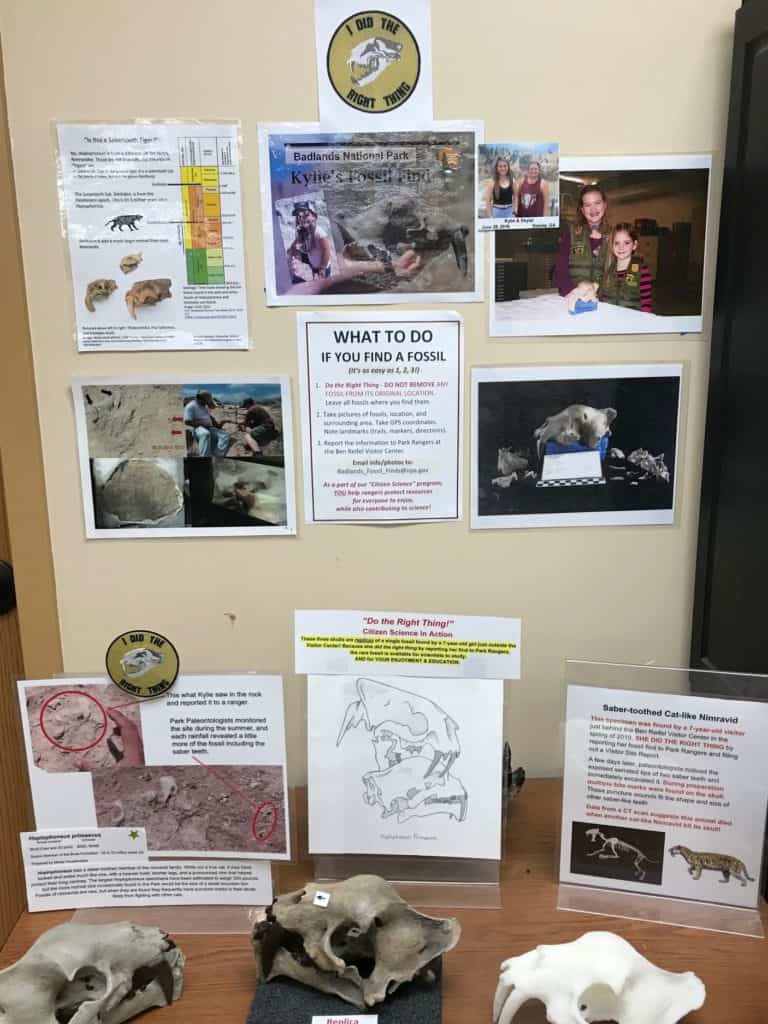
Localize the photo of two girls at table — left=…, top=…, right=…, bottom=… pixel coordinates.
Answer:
left=485, top=157, right=709, bottom=321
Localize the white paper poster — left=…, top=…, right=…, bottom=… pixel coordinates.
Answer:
left=314, top=0, right=433, bottom=128
left=18, top=675, right=291, bottom=860
left=57, top=122, right=249, bottom=351
left=560, top=685, right=768, bottom=908
left=298, top=312, right=462, bottom=523
left=72, top=376, right=296, bottom=538
left=295, top=609, right=521, bottom=678
left=308, top=674, right=503, bottom=859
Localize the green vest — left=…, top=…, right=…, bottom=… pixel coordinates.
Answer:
left=600, top=256, right=644, bottom=309
left=568, top=223, right=606, bottom=286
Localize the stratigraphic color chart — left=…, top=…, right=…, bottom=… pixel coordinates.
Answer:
left=179, top=136, right=230, bottom=284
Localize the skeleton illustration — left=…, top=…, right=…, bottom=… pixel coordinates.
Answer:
left=337, top=677, right=468, bottom=824
left=347, top=37, right=403, bottom=87
left=120, top=647, right=163, bottom=678
left=585, top=827, right=658, bottom=881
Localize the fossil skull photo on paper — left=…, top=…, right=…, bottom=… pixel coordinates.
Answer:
left=337, top=677, right=468, bottom=825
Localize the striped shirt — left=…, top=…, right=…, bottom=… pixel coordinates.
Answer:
left=615, top=264, right=654, bottom=313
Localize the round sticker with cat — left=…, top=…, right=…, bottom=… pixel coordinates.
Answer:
left=327, top=10, right=421, bottom=114
left=105, top=629, right=179, bottom=698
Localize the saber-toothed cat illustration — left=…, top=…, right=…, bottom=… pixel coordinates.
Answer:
left=105, top=214, right=143, bottom=232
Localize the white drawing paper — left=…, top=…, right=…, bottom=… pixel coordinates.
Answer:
left=308, top=674, right=503, bottom=859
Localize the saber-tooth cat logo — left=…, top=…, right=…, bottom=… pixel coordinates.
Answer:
left=327, top=11, right=421, bottom=113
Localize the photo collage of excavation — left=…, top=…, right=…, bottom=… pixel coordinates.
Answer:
left=81, top=383, right=287, bottom=531
left=25, top=684, right=287, bottom=857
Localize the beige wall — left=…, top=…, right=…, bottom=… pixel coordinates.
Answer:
left=0, top=0, right=735, bottom=780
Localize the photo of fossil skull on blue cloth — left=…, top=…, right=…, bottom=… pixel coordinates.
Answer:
left=471, top=364, right=681, bottom=529
left=259, top=124, right=480, bottom=305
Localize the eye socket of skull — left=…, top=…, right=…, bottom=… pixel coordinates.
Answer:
left=55, top=967, right=109, bottom=1020
left=330, top=921, right=377, bottom=978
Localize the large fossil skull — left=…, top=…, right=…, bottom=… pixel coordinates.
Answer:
left=493, top=931, right=705, bottom=1024
left=252, top=874, right=460, bottom=1009
left=0, top=921, right=184, bottom=1024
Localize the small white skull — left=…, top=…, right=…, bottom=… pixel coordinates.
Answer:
left=252, top=874, right=460, bottom=1009
left=0, top=921, right=184, bottom=1024
left=493, top=931, right=705, bottom=1024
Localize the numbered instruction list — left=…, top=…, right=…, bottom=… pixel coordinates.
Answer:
left=298, top=313, right=463, bottom=523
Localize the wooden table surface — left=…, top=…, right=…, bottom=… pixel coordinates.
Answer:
left=2, top=779, right=766, bottom=1023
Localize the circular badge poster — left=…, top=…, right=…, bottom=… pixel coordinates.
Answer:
left=106, top=630, right=179, bottom=698
left=327, top=10, right=421, bottom=114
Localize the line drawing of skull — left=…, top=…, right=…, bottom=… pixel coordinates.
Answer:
left=119, top=647, right=163, bottom=678
left=337, top=677, right=468, bottom=824
left=347, top=37, right=403, bottom=87
left=0, top=921, right=184, bottom=1024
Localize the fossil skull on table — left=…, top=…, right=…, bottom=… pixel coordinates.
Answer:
left=493, top=931, right=705, bottom=1024
left=252, top=874, right=460, bottom=1009
left=0, top=921, right=184, bottom=1024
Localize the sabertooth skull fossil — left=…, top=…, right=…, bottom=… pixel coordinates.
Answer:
left=252, top=874, right=460, bottom=1009
left=0, top=921, right=184, bottom=1024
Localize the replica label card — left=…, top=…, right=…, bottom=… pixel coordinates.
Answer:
left=314, top=0, right=432, bottom=128
left=297, top=312, right=463, bottom=523
left=57, top=122, right=249, bottom=351
left=296, top=609, right=521, bottom=678
left=312, top=1018, right=378, bottom=1024
left=72, top=376, right=296, bottom=539
left=258, top=121, right=481, bottom=306
left=560, top=685, right=768, bottom=908
left=18, top=675, right=291, bottom=860
left=308, top=674, right=503, bottom=859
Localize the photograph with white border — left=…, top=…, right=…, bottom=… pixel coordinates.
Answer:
left=471, top=364, right=682, bottom=530
left=73, top=376, right=296, bottom=538
left=258, top=121, right=482, bottom=305
left=478, top=142, right=559, bottom=231
left=490, top=154, right=711, bottom=336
